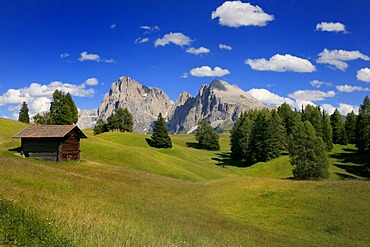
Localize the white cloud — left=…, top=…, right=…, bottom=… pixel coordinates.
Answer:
left=135, top=37, right=150, bottom=44
left=247, top=88, right=294, bottom=106
left=211, top=1, right=274, bottom=27
left=60, top=52, right=70, bottom=59
left=357, top=68, right=370, bottom=82
left=288, top=90, right=335, bottom=102
left=322, top=103, right=359, bottom=115
left=245, top=54, right=316, bottom=72
left=186, top=47, right=210, bottom=55
left=101, top=58, right=117, bottom=64
left=336, top=85, right=369, bottom=93
left=316, top=49, right=370, bottom=71
left=0, top=81, right=95, bottom=118
left=155, top=32, right=192, bottom=47
left=181, top=73, right=188, bottom=78
left=79, top=51, right=101, bottom=62
left=190, top=66, right=230, bottom=77
left=310, top=80, right=332, bottom=88
left=140, top=25, right=160, bottom=33
left=84, top=78, right=99, bottom=86
left=219, top=44, right=232, bottom=50
left=110, top=24, right=117, bottom=29
left=316, top=22, right=347, bottom=33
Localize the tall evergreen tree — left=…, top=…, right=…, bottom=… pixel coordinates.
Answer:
left=269, top=109, right=287, bottom=154
left=195, top=119, right=220, bottom=150
left=150, top=113, right=172, bottom=148
left=49, top=90, right=78, bottom=125
left=18, top=102, right=30, bottom=124
left=288, top=121, right=329, bottom=180
left=230, top=112, right=253, bottom=162
left=122, top=108, right=134, bottom=132
left=277, top=102, right=301, bottom=136
left=355, top=96, right=370, bottom=152
left=345, top=111, right=357, bottom=144
left=330, top=109, right=347, bottom=145
left=322, top=111, right=334, bottom=151
left=302, top=104, right=323, bottom=137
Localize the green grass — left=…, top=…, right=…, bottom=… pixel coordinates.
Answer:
left=0, top=118, right=369, bottom=246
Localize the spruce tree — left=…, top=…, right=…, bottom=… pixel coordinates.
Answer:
left=249, top=109, right=271, bottom=164
left=288, top=121, right=329, bottom=180
left=230, top=112, right=253, bottom=162
left=93, top=119, right=109, bottom=135
left=355, top=96, right=370, bottom=152
left=322, top=111, right=334, bottom=151
left=107, top=108, right=134, bottom=132
left=195, top=119, right=220, bottom=150
left=302, top=104, right=323, bottom=137
left=330, top=109, right=347, bottom=145
left=269, top=109, right=287, bottom=155
left=18, top=102, right=30, bottom=124
left=64, top=93, right=78, bottom=124
left=277, top=102, right=301, bottom=136
left=345, top=111, right=357, bottom=144
left=49, top=90, right=78, bottom=125
left=122, top=108, right=134, bottom=132
left=150, top=113, right=172, bottom=148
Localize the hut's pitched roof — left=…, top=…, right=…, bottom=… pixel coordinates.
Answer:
left=13, top=125, right=87, bottom=139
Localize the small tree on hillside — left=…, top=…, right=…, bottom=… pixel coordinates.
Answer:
left=107, top=107, right=134, bottom=132
left=93, top=119, right=109, bottom=135
left=18, top=102, right=30, bottom=124
left=288, top=121, right=329, bottom=180
left=33, top=111, right=51, bottom=125
left=150, top=113, right=172, bottom=148
left=195, top=119, right=220, bottom=151
left=345, top=111, right=357, bottom=144
left=49, top=90, right=78, bottom=125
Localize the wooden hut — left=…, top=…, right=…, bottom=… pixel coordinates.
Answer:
left=13, top=125, right=87, bottom=162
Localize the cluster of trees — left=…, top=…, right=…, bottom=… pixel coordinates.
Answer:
left=230, top=96, right=370, bottom=179
left=93, top=108, right=134, bottom=135
left=195, top=120, right=220, bottom=151
left=18, top=90, right=78, bottom=125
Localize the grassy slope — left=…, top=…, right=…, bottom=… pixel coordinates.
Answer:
left=0, top=118, right=369, bottom=246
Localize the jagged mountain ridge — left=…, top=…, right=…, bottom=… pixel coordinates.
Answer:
left=95, top=76, right=263, bottom=133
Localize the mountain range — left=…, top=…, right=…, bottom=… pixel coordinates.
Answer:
left=77, top=76, right=264, bottom=133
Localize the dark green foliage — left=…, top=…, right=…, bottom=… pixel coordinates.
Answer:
left=32, top=112, right=51, bottom=125
left=107, top=108, right=134, bottom=132
left=0, top=196, right=72, bottom=246
left=355, top=96, right=370, bottom=152
left=195, top=120, right=220, bottom=150
left=277, top=102, right=301, bottom=136
left=288, top=121, right=329, bottom=180
left=302, top=104, right=323, bottom=137
left=49, top=90, right=78, bottom=125
left=345, top=111, right=357, bottom=144
left=93, top=119, right=109, bottom=135
left=18, top=102, right=30, bottom=124
left=150, top=113, right=172, bottom=148
left=322, top=111, right=334, bottom=151
left=230, top=109, right=286, bottom=165
left=330, top=109, right=348, bottom=145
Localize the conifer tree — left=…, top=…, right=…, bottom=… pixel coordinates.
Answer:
left=230, top=112, right=253, bottom=162
left=269, top=109, right=287, bottom=155
left=277, top=102, right=301, bottom=136
left=93, top=119, right=109, bottom=135
left=345, top=111, right=357, bottom=144
left=18, top=102, right=30, bottom=124
left=122, top=108, right=134, bottom=132
left=195, top=119, right=220, bottom=150
left=49, top=90, right=78, bottom=125
left=64, top=92, right=78, bottom=124
left=150, top=113, right=172, bottom=148
left=288, top=121, right=329, bottom=180
left=106, top=107, right=134, bottom=132
left=322, top=111, right=334, bottom=151
left=355, top=96, right=370, bottom=152
left=330, top=109, right=347, bottom=145
left=302, top=104, right=323, bottom=137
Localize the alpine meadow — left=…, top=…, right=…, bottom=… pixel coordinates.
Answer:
left=0, top=115, right=369, bottom=246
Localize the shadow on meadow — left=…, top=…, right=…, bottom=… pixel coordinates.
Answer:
left=211, top=152, right=246, bottom=168
left=331, top=147, right=370, bottom=178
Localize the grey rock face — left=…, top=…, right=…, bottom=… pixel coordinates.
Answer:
left=97, top=76, right=172, bottom=133
left=77, top=109, right=98, bottom=129
left=167, top=79, right=264, bottom=133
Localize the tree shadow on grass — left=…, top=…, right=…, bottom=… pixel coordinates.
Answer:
left=330, top=147, right=370, bottom=178
left=145, top=138, right=154, bottom=147
left=8, top=146, right=22, bottom=153
left=211, top=152, right=248, bottom=168
left=186, top=142, right=205, bottom=150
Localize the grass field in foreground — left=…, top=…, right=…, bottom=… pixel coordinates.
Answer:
left=0, top=118, right=369, bottom=246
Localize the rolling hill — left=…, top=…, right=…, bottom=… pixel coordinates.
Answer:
left=0, top=118, right=369, bottom=246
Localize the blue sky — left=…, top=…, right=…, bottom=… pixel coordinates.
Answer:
left=1, top=0, right=370, bottom=119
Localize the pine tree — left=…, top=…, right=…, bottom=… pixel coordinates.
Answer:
left=18, top=102, right=30, bottom=124
left=230, top=112, right=253, bottom=162
left=249, top=109, right=271, bottom=164
left=122, top=108, right=134, bottom=132
left=330, top=109, right=347, bottom=145
left=345, top=111, right=357, bottom=144
left=302, top=104, right=323, bottom=137
left=288, top=121, right=329, bottom=180
left=49, top=90, right=78, bottom=125
left=107, top=108, right=134, bottom=132
left=277, top=102, right=301, bottom=136
left=269, top=109, right=287, bottom=155
left=322, top=111, right=334, bottom=151
left=195, top=119, right=220, bottom=151
left=150, top=113, right=172, bottom=148
left=93, top=119, right=109, bottom=135
left=355, top=96, right=370, bottom=152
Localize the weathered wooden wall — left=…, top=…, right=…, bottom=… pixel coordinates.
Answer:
left=60, top=135, right=80, bottom=161
left=22, top=138, right=61, bottom=161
